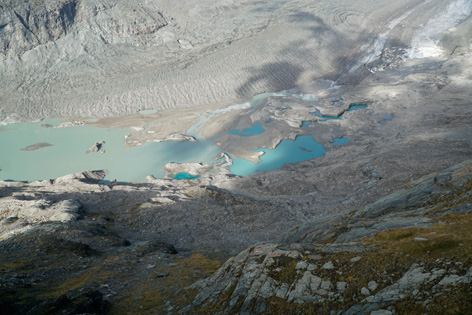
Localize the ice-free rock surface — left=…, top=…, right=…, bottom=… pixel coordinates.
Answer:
left=20, top=142, right=53, bottom=151
left=184, top=160, right=472, bottom=313
left=50, top=199, right=82, bottom=222
left=86, top=141, right=105, bottom=153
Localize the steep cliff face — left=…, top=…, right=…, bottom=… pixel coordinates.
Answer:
left=0, top=0, right=167, bottom=56
left=0, top=0, right=167, bottom=57
left=1, top=0, right=83, bottom=57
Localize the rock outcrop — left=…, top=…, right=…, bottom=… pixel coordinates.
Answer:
left=158, top=134, right=197, bottom=143
left=53, top=169, right=108, bottom=183
left=20, top=142, right=53, bottom=151
left=49, top=199, right=82, bottom=222
left=86, top=141, right=105, bottom=153
left=184, top=161, right=472, bottom=314
left=0, top=0, right=81, bottom=57
left=0, top=0, right=167, bottom=57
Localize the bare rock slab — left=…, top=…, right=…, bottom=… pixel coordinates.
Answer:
left=21, top=142, right=53, bottom=151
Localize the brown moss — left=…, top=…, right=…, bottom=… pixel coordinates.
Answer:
left=112, top=252, right=222, bottom=314
left=322, top=225, right=350, bottom=244
left=206, top=189, right=253, bottom=206
left=262, top=297, right=329, bottom=314
left=321, top=235, right=336, bottom=245
left=127, top=203, right=142, bottom=214
left=368, top=213, right=472, bottom=261
left=267, top=256, right=298, bottom=284
left=0, top=258, right=33, bottom=271
left=393, top=282, right=472, bottom=314
left=198, top=282, right=239, bottom=314
left=41, top=266, right=116, bottom=298
left=188, top=213, right=472, bottom=313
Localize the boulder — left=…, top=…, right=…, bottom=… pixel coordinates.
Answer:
left=50, top=199, right=82, bottom=222
left=86, top=141, right=106, bottom=154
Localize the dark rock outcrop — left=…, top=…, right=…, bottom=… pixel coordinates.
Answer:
left=0, top=0, right=167, bottom=57
left=0, top=0, right=81, bottom=56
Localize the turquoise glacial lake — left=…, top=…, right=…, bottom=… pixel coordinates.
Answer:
left=0, top=120, right=220, bottom=182
left=0, top=91, right=328, bottom=182
left=230, top=135, right=326, bottom=176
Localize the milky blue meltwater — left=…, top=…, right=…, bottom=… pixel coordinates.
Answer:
left=230, top=135, right=325, bottom=176
left=0, top=121, right=220, bottom=182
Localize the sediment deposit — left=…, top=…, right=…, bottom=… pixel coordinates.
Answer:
left=1, top=0, right=470, bottom=123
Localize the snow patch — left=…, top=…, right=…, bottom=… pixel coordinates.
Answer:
left=348, top=3, right=419, bottom=73
left=408, top=0, right=472, bottom=59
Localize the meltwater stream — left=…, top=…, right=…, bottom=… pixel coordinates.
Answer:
left=0, top=91, right=335, bottom=182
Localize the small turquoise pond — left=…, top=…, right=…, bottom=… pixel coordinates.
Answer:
left=379, top=114, right=394, bottom=124
left=173, top=172, right=200, bottom=180
left=332, top=137, right=349, bottom=145
left=321, top=115, right=341, bottom=120
left=228, top=123, right=264, bottom=137
left=230, top=135, right=326, bottom=176
left=348, top=104, right=368, bottom=111
left=330, top=97, right=344, bottom=103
